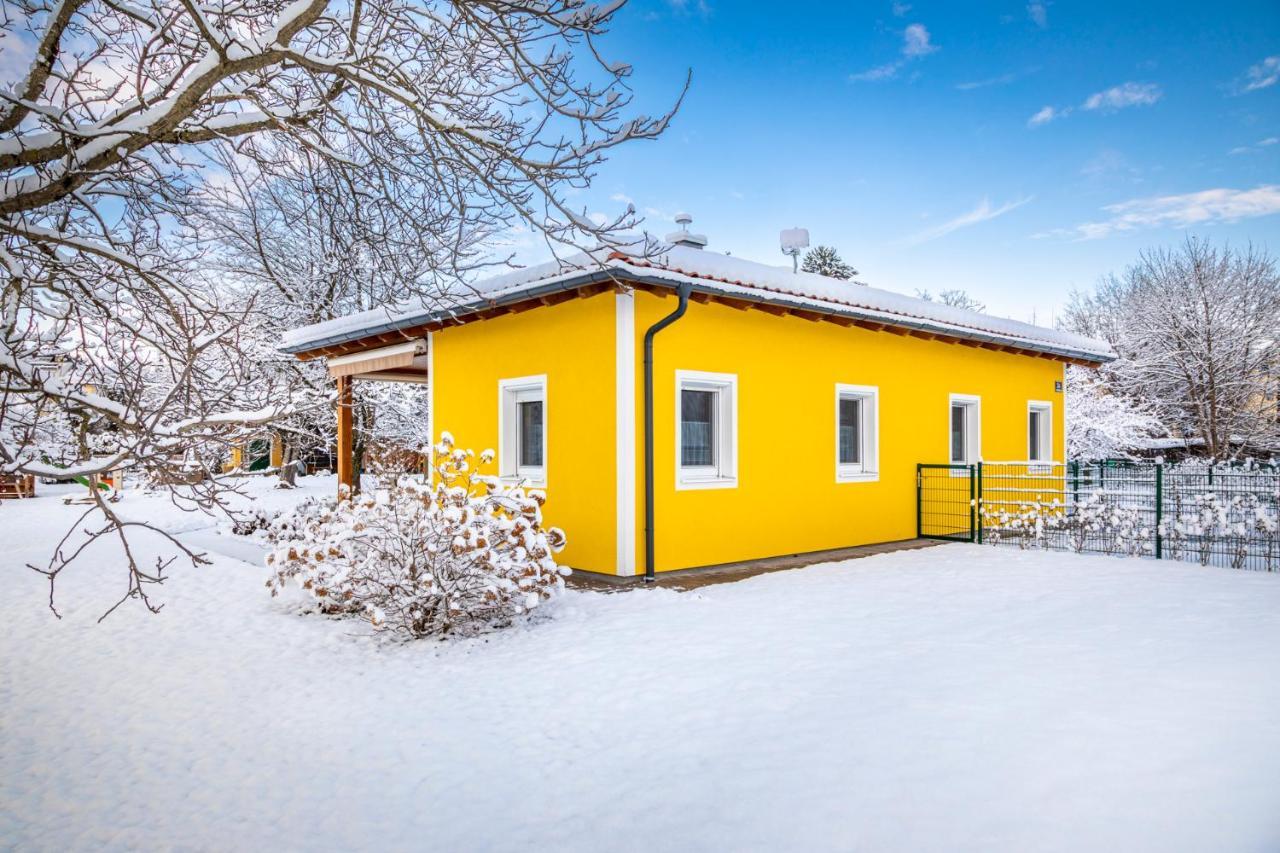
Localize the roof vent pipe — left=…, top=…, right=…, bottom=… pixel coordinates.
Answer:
left=666, top=212, right=708, bottom=249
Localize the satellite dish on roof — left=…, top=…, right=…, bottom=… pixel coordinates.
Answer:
left=780, top=227, right=809, bottom=273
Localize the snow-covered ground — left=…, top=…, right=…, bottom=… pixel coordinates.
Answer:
left=3, top=476, right=1280, bottom=852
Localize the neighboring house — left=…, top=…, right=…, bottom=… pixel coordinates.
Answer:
left=225, top=434, right=283, bottom=473
left=282, top=223, right=1113, bottom=579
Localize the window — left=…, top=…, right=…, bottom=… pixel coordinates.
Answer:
left=518, top=399, right=544, bottom=467
left=948, top=394, right=981, bottom=465
left=835, top=384, right=879, bottom=482
left=1027, top=401, right=1052, bottom=462
left=499, top=375, right=546, bottom=484
left=676, top=370, right=737, bottom=489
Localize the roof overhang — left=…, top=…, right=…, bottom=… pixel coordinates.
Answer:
left=283, top=267, right=1114, bottom=367
left=327, top=340, right=429, bottom=382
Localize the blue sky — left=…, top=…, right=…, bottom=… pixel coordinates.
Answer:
left=580, top=0, right=1280, bottom=322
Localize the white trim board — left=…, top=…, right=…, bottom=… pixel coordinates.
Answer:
left=614, top=292, right=637, bottom=576
left=426, top=332, right=435, bottom=485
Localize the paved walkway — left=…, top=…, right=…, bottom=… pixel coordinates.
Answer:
left=567, top=539, right=945, bottom=592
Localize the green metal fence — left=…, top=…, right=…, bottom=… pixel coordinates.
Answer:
left=972, top=460, right=1280, bottom=571
left=917, top=464, right=976, bottom=542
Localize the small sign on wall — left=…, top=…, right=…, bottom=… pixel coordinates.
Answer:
left=1054, top=380, right=1063, bottom=393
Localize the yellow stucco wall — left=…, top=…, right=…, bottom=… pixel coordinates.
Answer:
left=431, top=293, right=620, bottom=574
left=431, top=286, right=1067, bottom=577
left=633, top=290, right=1066, bottom=574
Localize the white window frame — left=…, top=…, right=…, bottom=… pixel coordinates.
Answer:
left=835, top=384, right=879, bottom=483
left=498, top=374, right=547, bottom=486
left=948, top=394, right=981, bottom=468
left=1027, top=400, right=1053, bottom=464
left=675, top=370, right=737, bottom=490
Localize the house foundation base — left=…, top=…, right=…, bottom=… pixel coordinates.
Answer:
left=566, top=538, right=946, bottom=592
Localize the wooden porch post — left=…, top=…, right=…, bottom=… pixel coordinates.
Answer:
left=336, top=374, right=354, bottom=497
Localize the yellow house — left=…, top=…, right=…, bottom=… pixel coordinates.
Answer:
left=224, top=433, right=285, bottom=473
left=282, top=227, right=1112, bottom=579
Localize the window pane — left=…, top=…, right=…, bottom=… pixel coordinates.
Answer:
left=839, top=397, right=860, bottom=465
left=1028, top=411, right=1041, bottom=461
left=951, top=404, right=966, bottom=462
left=681, top=389, right=716, bottom=467
left=518, top=400, right=543, bottom=467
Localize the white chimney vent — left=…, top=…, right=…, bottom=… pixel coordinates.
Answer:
left=666, top=212, right=708, bottom=249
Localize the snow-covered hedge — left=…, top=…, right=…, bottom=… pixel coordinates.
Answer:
left=1160, top=492, right=1279, bottom=569
left=982, top=486, right=1278, bottom=569
left=265, top=434, right=568, bottom=638
left=982, top=492, right=1152, bottom=556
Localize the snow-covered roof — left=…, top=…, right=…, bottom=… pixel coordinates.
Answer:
left=281, top=242, right=1114, bottom=363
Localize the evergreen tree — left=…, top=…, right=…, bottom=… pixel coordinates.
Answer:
left=801, top=246, right=858, bottom=280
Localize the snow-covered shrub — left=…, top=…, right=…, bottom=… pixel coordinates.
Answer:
left=232, top=507, right=274, bottom=537
left=983, top=491, right=1153, bottom=557
left=1160, top=491, right=1280, bottom=569
left=981, top=498, right=1065, bottom=549
left=1062, top=492, right=1151, bottom=557
left=265, top=434, right=569, bottom=638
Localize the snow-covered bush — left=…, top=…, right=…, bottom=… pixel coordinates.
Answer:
left=232, top=507, right=275, bottom=538
left=982, top=491, right=1152, bottom=557
left=1160, top=491, right=1280, bottom=569
left=265, top=434, right=569, bottom=638
left=1055, top=492, right=1152, bottom=557
left=981, top=499, right=1064, bottom=549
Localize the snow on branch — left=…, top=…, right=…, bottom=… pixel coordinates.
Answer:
left=0, top=0, right=678, bottom=618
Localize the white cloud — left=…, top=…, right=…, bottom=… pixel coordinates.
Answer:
left=891, top=2, right=912, bottom=17
left=1027, top=105, right=1066, bottom=127
left=1239, top=55, right=1280, bottom=93
left=665, top=0, right=711, bottom=15
left=902, top=23, right=937, bottom=57
left=1043, top=185, right=1280, bottom=240
left=1081, top=82, right=1162, bottom=112
left=610, top=192, right=635, bottom=205
left=1027, top=1, right=1048, bottom=28
left=956, top=70, right=1021, bottom=91
left=1229, top=137, right=1280, bottom=155
left=1028, top=82, right=1159, bottom=131
left=1080, top=149, right=1138, bottom=181
left=850, top=62, right=903, bottom=82
left=851, top=22, right=937, bottom=82
left=900, top=197, right=1032, bottom=246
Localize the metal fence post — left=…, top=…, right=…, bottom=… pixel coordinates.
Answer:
left=976, top=461, right=984, bottom=544
left=1071, top=460, right=1079, bottom=509
left=968, top=464, right=977, bottom=543
left=915, top=465, right=922, bottom=538
left=1154, top=462, right=1163, bottom=560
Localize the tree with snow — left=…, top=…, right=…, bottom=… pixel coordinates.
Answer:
left=1064, top=365, right=1164, bottom=460
left=915, top=289, right=987, bottom=312
left=0, top=0, right=679, bottom=617
left=801, top=246, right=858, bottom=280
left=1063, top=238, right=1280, bottom=460
left=191, top=146, right=453, bottom=485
